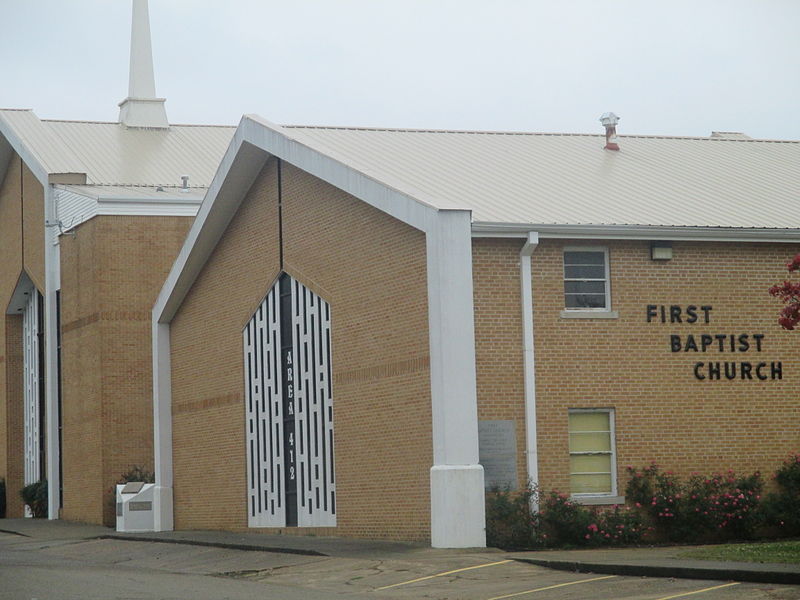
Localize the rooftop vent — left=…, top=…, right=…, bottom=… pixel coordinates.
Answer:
left=599, top=112, right=620, bottom=151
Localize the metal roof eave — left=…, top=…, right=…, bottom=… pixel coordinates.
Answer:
left=471, top=222, right=800, bottom=243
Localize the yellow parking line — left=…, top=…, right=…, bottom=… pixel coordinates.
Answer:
left=486, top=575, right=618, bottom=600
left=653, top=581, right=740, bottom=600
left=375, top=559, right=514, bottom=590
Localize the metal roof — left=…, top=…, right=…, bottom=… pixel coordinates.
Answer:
left=0, top=109, right=235, bottom=188
left=282, top=125, right=800, bottom=230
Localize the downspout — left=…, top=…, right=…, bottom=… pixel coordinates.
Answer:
left=519, top=231, right=539, bottom=507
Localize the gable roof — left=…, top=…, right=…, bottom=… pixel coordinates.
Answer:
left=156, top=115, right=800, bottom=326
left=282, top=125, right=800, bottom=231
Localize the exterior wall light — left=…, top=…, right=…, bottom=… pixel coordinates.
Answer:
left=651, top=242, right=673, bottom=261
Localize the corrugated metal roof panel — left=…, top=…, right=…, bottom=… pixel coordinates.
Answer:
left=282, top=126, right=800, bottom=230
left=0, top=109, right=234, bottom=188
left=44, top=120, right=235, bottom=187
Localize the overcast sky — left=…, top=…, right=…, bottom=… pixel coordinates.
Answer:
left=1, top=0, right=798, bottom=139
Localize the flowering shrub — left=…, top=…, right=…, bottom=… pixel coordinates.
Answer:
left=761, top=453, right=800, bottom=535
left=486, top=487, right=646, bottom=549
left=625, top=464, right=762, bottom=542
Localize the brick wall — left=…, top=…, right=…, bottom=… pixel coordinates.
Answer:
left=473, top=237, right=800, bottom=497
left=169, top=159, right=433, bottom=541
left=0, top=154, right=33, bottom=517
left=59, top=215, right=192, bottom=525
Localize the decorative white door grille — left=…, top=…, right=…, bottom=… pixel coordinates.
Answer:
left=23, top=290, right=42, bottom=488
left=244, top=274, right=335, bottom=528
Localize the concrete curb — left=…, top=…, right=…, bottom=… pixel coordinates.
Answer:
left=96, top=535, right=327, bottom=557
left=513, top=557, right=800, bottom=586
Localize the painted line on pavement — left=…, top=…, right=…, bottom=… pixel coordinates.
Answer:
left=375, top=559, right=514, bottom=590
left=654, top=581, right=740, bottom=600
left=486, top=575, right=618, bottom=600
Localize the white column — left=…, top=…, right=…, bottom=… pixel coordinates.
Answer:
left=152, top=321, right=174, bottom=531
left=44, top=187, right=61, bottom=519
left=425, top=210, right=485, bottom=548
left=519, top=232, right=539, bottom=508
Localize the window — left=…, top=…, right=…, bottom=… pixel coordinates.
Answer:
left=568, top=409, right=616, bottom=496
left=563, top=248, right=610, bottom=310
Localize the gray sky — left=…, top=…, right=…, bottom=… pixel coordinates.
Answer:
left=1, top=0, right=799, bottom=139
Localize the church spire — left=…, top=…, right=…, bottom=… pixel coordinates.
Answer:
left=118, top=0, right=169, bottom=128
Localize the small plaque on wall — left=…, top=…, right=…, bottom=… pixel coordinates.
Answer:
left=479, top=420, right=518, bottom=491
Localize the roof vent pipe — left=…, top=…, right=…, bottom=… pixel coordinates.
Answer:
left=599, top=112, right=620, bottom=151
left=180, top=175, right=189, bottom=192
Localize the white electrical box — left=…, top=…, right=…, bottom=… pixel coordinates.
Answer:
left=116, top=482, right=155, bottom=532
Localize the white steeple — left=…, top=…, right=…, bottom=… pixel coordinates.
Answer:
left=118, top=0, right=169, bottom=128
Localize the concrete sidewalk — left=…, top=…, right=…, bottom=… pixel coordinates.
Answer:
left=2, top=518, right=799, bottom=585
left=511, top=546, right=800, bottom=586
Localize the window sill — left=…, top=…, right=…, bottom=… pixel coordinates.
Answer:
left=572, top=495, right=625, bottom=506
left=560, top=310, right=619, bottom=320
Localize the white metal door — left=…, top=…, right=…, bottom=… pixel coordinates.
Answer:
left=244, top=274, right=335, bottom=528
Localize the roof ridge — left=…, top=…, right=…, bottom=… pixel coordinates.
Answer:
left=40, top=118, right=235, bottom=129
left=283, top=124, right=800, bottom=143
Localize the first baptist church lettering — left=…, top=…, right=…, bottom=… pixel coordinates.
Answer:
left=647, top=304, right=783, bottom=381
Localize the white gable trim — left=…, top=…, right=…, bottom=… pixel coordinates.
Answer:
left=0, top=113, right=49, bottom=187
left=153, top=115, right=446, bottom=326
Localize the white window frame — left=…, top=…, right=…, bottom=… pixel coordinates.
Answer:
left=568, top=408, right=622, bottom=504
left=560, top=246, right=618, bottom=319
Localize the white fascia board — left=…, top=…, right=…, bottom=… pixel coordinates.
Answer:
left=96, top=201, right=201, bottom=217
left=472, top=222, right=800, bottom=243
left=153, top=129, right=269, bottom=324
left=0, top=113, right=49, bottom=187
left=0, top=136, right=13, bottom=182
left=243, top=115, right=439, bottom=232
left=155, top=114, right=448, bottom=325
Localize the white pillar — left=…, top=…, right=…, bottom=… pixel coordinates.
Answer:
left=425, top=210, right=485, bottom=548
left=44, top=187, right=61, bottom=519
left=152, top=321, right=174, bottom=531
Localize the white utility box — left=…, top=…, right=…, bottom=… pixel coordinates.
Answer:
left=116, top=482, right=155, bottom=532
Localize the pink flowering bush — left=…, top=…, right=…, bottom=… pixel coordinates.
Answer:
left=625, top=464, right=762, bottom=542
left=540, top=492, right=646, bottom=547
left=485, top=486, right=646, bottom=549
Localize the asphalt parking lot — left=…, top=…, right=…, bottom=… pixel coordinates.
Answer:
left=2, top=521, right=800, bottom=600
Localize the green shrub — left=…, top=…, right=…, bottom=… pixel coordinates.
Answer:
left=762, top=453, right=800, bottom=536
left=20, top=480, right=48, bottom=518
left=117, top=465, right=155, bottom=484
left=485, top=485, right=541, bottom=549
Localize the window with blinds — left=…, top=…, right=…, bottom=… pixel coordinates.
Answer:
left=563, top=248, right=610, bottom=310
left=568, top=409, right=616, bottom=496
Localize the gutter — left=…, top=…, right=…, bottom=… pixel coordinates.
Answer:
left=472, top=222, right=800, bottom=243
left=519, top=232, right=539, bottom=508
